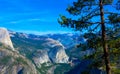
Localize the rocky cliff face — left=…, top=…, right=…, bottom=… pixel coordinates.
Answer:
left=0, top=28, right=14, bottom=51
left=0, top=28, right=38, bottom=74
left=43, top=38, right=69, bottom=63
left=33, top=50, right=51, bottom=67
left=10, top=31, right=69, bottom=66
left=9, top=31, right=70, bottom=73
left=31, top=38, right=69, bottom=68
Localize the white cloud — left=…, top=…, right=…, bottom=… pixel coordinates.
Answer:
left=7, top=18, right=55, bottom=24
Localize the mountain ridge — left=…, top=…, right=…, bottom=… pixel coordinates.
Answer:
left=0, top=28, right=14, bottom=51
left=0, top=28, right=39, bottom=74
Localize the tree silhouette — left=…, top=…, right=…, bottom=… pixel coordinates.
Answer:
left=58, top=0, right=120, bottom=74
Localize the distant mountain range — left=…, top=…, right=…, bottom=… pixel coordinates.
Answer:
left=0, top=28, right=102, bottom=74
left=8, top=30, right=87, bottom=74
left=9, top=31, right=86, bottom=49
left=0, top=28, right=38, bottom=74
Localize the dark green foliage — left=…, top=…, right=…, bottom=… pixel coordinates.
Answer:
left=81, top=71, right=89, bottom=74
left=66, top=47, right=83, bottom=59
left=36, top=63, right=53, bottom=74
left=108, top=13, right=120, bottom=24
left=58, top=0, right=100, bottom=31
left=58, top=0, right=119, bottom=32
left=112, top=68, right=120, bottom=74
left=54, top=64, right=71, bottom=74
left=58, top=0, right=120, bottom=74
left=83, top=33, right=102, bottom=49
left=0, top=56, right=12, bottom=65
left=66, top=0, right=96, bottom=15
left=11, top=36, right=45, bottom=60
left=36, top=63, right=71, bottom=74
left=0, top=42, right=2, bottom=46
left=15, top=57, right=28, bottom=65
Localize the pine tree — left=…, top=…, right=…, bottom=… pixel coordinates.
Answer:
left=58, top=0, right=120, bottom=74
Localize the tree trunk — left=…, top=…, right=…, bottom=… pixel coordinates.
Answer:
left=99, top=0, right=111, bottom=74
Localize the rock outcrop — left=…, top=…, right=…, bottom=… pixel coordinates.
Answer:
left=0, top=28, right=39, bottom=74
left=43, top=38, right=69, bottom=63
left=33, top=50, right=51, bottom=67
left=9, top=31, right=69, bottom=71
left=32, top=38, right=69, bottom=68
left=0, top=28, right=14, bottom=51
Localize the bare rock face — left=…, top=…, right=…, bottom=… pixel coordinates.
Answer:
left=43, top=38, right=69, bottom=63
left=0, top=28, right=14, bottom=50
left=0, top=28, right=39, bottom=74
left=33, top=38, right=69, bottom=68
left=33, top=50, right=51, bottom=67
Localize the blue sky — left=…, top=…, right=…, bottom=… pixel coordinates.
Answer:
left=0, top=0, right=76, bottom=34
left=0, top=0, right=119, bottom=35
